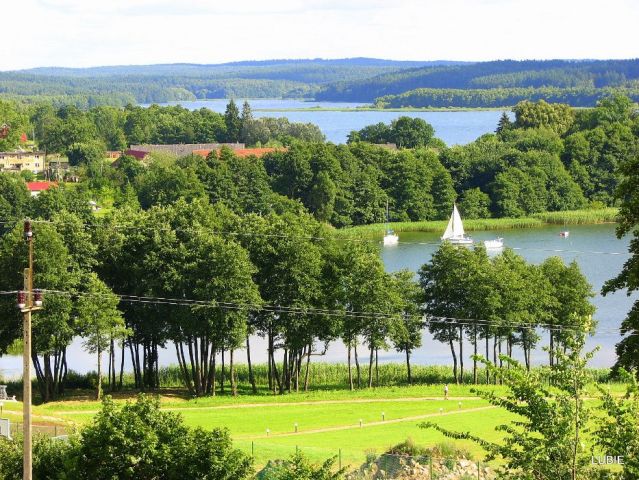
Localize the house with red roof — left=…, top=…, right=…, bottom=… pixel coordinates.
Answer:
left=26, top=181, right=57, bottom=197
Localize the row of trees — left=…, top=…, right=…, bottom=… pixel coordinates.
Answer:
left=0, top=99, right=323, bottom=155
left=0, top=183, right=595, bottom=399
left=374, top=86, right=639, bottom=109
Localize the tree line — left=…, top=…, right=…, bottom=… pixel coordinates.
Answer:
left=0, top=172, right=594, bottom=400
left=316, top=58, right=639, bottom=102
left=374, top=86, right=639, bottom=109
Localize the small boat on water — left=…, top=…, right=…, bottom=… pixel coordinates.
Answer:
left=383, top=201, right=399, bottom=246
left=441, top=204, right=473, bottom=245
left=559, top=231, right=570, bottom=238
left=484, top=238, right=504, bottom=249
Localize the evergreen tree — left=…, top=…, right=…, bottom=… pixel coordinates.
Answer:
left=240, top=100, right=253, bottom=144
left=224, top=99, right=241, bottom=143
left=495, top=111, right=513, bottom=135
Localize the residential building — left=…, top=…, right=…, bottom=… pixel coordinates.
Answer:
left=0, top=151, right=46, bottom=174
left=26, top=181, right=57, bottom=197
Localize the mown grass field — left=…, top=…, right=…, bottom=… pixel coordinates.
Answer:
left=0, top=380, right=622, bottom=468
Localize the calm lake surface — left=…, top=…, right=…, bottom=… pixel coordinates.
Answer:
left=153, top=99, right=507, bottom=145
left=1, top=224, right=635, bottom=377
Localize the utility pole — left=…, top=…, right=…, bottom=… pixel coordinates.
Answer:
left=17, top=220, right=43, bottom=480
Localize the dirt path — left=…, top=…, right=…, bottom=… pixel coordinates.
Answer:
left=241, top=405, right=498, bottom=439
left=53, top=396, right=482, bottom=415
left=2, top=409, right=68, bottom=424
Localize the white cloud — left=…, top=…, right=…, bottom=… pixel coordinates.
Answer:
left=1, top=0, right=638, bottom=70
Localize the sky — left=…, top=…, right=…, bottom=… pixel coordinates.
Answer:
left=2, top=0, right=638, bottom=70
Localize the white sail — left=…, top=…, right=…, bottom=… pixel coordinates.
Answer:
left=442, top=204, right=465, bottom=239
left=442, top=215, right=455, bottom=240
left=451, top=204, right=465, bottom=237
left=442, top=204, right=473, bottom=244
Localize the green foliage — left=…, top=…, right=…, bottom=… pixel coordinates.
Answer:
left=513, top=99, right=575, bottom=134
left=459, top=188, right=491, bottom=219
left=593, top=369, right=639, bottom=480
left=73, top=395, right=253, bottom=479
left=257, top=451, right=345, bottom=480
left=602, top=123, right=639, bottom=374
left=318, top=59, right=639, bottom=103
left=66, top=141, right=106, bottom=166
left=348, top=116, right=435, bottom=149
left=421, top=317, right=598, bottom=480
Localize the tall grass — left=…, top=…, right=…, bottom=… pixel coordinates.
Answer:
left=531, top=208, right=618, bottom=225
left=3, top=363, right=615, bottom=399
left=336, top=208, right=619, bottom=239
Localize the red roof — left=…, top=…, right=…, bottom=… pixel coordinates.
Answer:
left=193, top=147, right=284, bottom=159
left=26, top=181, right=57, bottom=192
left=124, top=149, right=149, bottom=160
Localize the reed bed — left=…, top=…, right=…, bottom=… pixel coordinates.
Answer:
left=336, top=208, right=618, bottom=239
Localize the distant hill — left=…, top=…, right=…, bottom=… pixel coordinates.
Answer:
left=315, top=59, right=639, bottom=102
left=0, top=58, right=468, bottom=107
left=3, top=58, right=639, bottom=108
left=16, top=58, right=467, bottom=82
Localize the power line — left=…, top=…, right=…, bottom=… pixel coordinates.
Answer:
left=33, top=288, right=633, bottom=337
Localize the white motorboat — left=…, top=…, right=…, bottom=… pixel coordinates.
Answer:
left=383, top=200, right=399, bottom=246
left=441, top=204, right=473, bottom=245
left=484, top=238, right=504, bottom=249
left=559, top=231, right=570, bottom=238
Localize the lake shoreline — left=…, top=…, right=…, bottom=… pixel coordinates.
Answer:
left=336, top=208, right=619, bottom=238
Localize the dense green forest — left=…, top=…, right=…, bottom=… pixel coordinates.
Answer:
left=374, top=86, right=639, bottom=108
left=2, top=96, right=637, bottom=226
left=1, top=58, right=446, bottom=107
left=3, top=58, right=639, bottom=108
left=316, top=59, right=639, bottom=103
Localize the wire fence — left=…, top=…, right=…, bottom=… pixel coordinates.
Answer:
left=242, top=440, right=497, bottom=479
left=9, top=423, right=69, bottom=438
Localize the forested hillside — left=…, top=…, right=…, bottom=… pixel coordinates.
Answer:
left=0, top=58, right=450, bottom=107
left=316, top=59, right=639, bottom=103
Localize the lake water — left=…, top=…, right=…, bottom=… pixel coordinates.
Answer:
left=153, top=99, right=507, bottom=145
left=0, top=224, right=635, bottom=378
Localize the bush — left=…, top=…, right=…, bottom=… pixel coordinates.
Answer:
left=0, top=394, right=253, bottom=480
left=257, top=451, right=344, bottom=480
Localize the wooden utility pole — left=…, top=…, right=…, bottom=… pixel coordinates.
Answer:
left=18, top=220, right=42, bottom=480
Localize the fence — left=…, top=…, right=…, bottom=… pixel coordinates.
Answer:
left=9, top=423, right=69, bottom=438
left=242, top=441, right=496, bottom=479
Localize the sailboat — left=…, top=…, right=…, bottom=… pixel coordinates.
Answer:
left=383, top=201, right=399, bottom=246
left=441, top=204, right=473, bottom=245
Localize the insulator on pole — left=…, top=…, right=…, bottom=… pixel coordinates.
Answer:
left=17, top=291, right=26, bottom=309
left=34, top=289, right=43, bottom=307
left=24, top=220, right=33, bottom=241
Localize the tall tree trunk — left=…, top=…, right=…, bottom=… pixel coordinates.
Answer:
left=485, top=331, right=490, bottom=384
left=220, top=347, right=226, bottom=394
left=304, top=344, right=312, bottom=391
left=405, top=346, right=412, bottom=385
left=458, top=326, right=464, bottom=384
left=449, top=339, right=458, bottom=385
left=493, top=336, right=498, bottom=384
left=473, top=325, right=478, bottom=385
left=368, top=345, right=374, bottom=388
left=375, top=348, right=379, bottom=387
left=119, top=341, right=125, bottom=390
left=246, top=335, right=257, bottom=394
left=347, top=344, right=354, bottom=390
left=96, top=347, right=102, bottom=400
left=549, top=330, right=554, bottom=367
left=354, top=343, right=361, bottom=389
